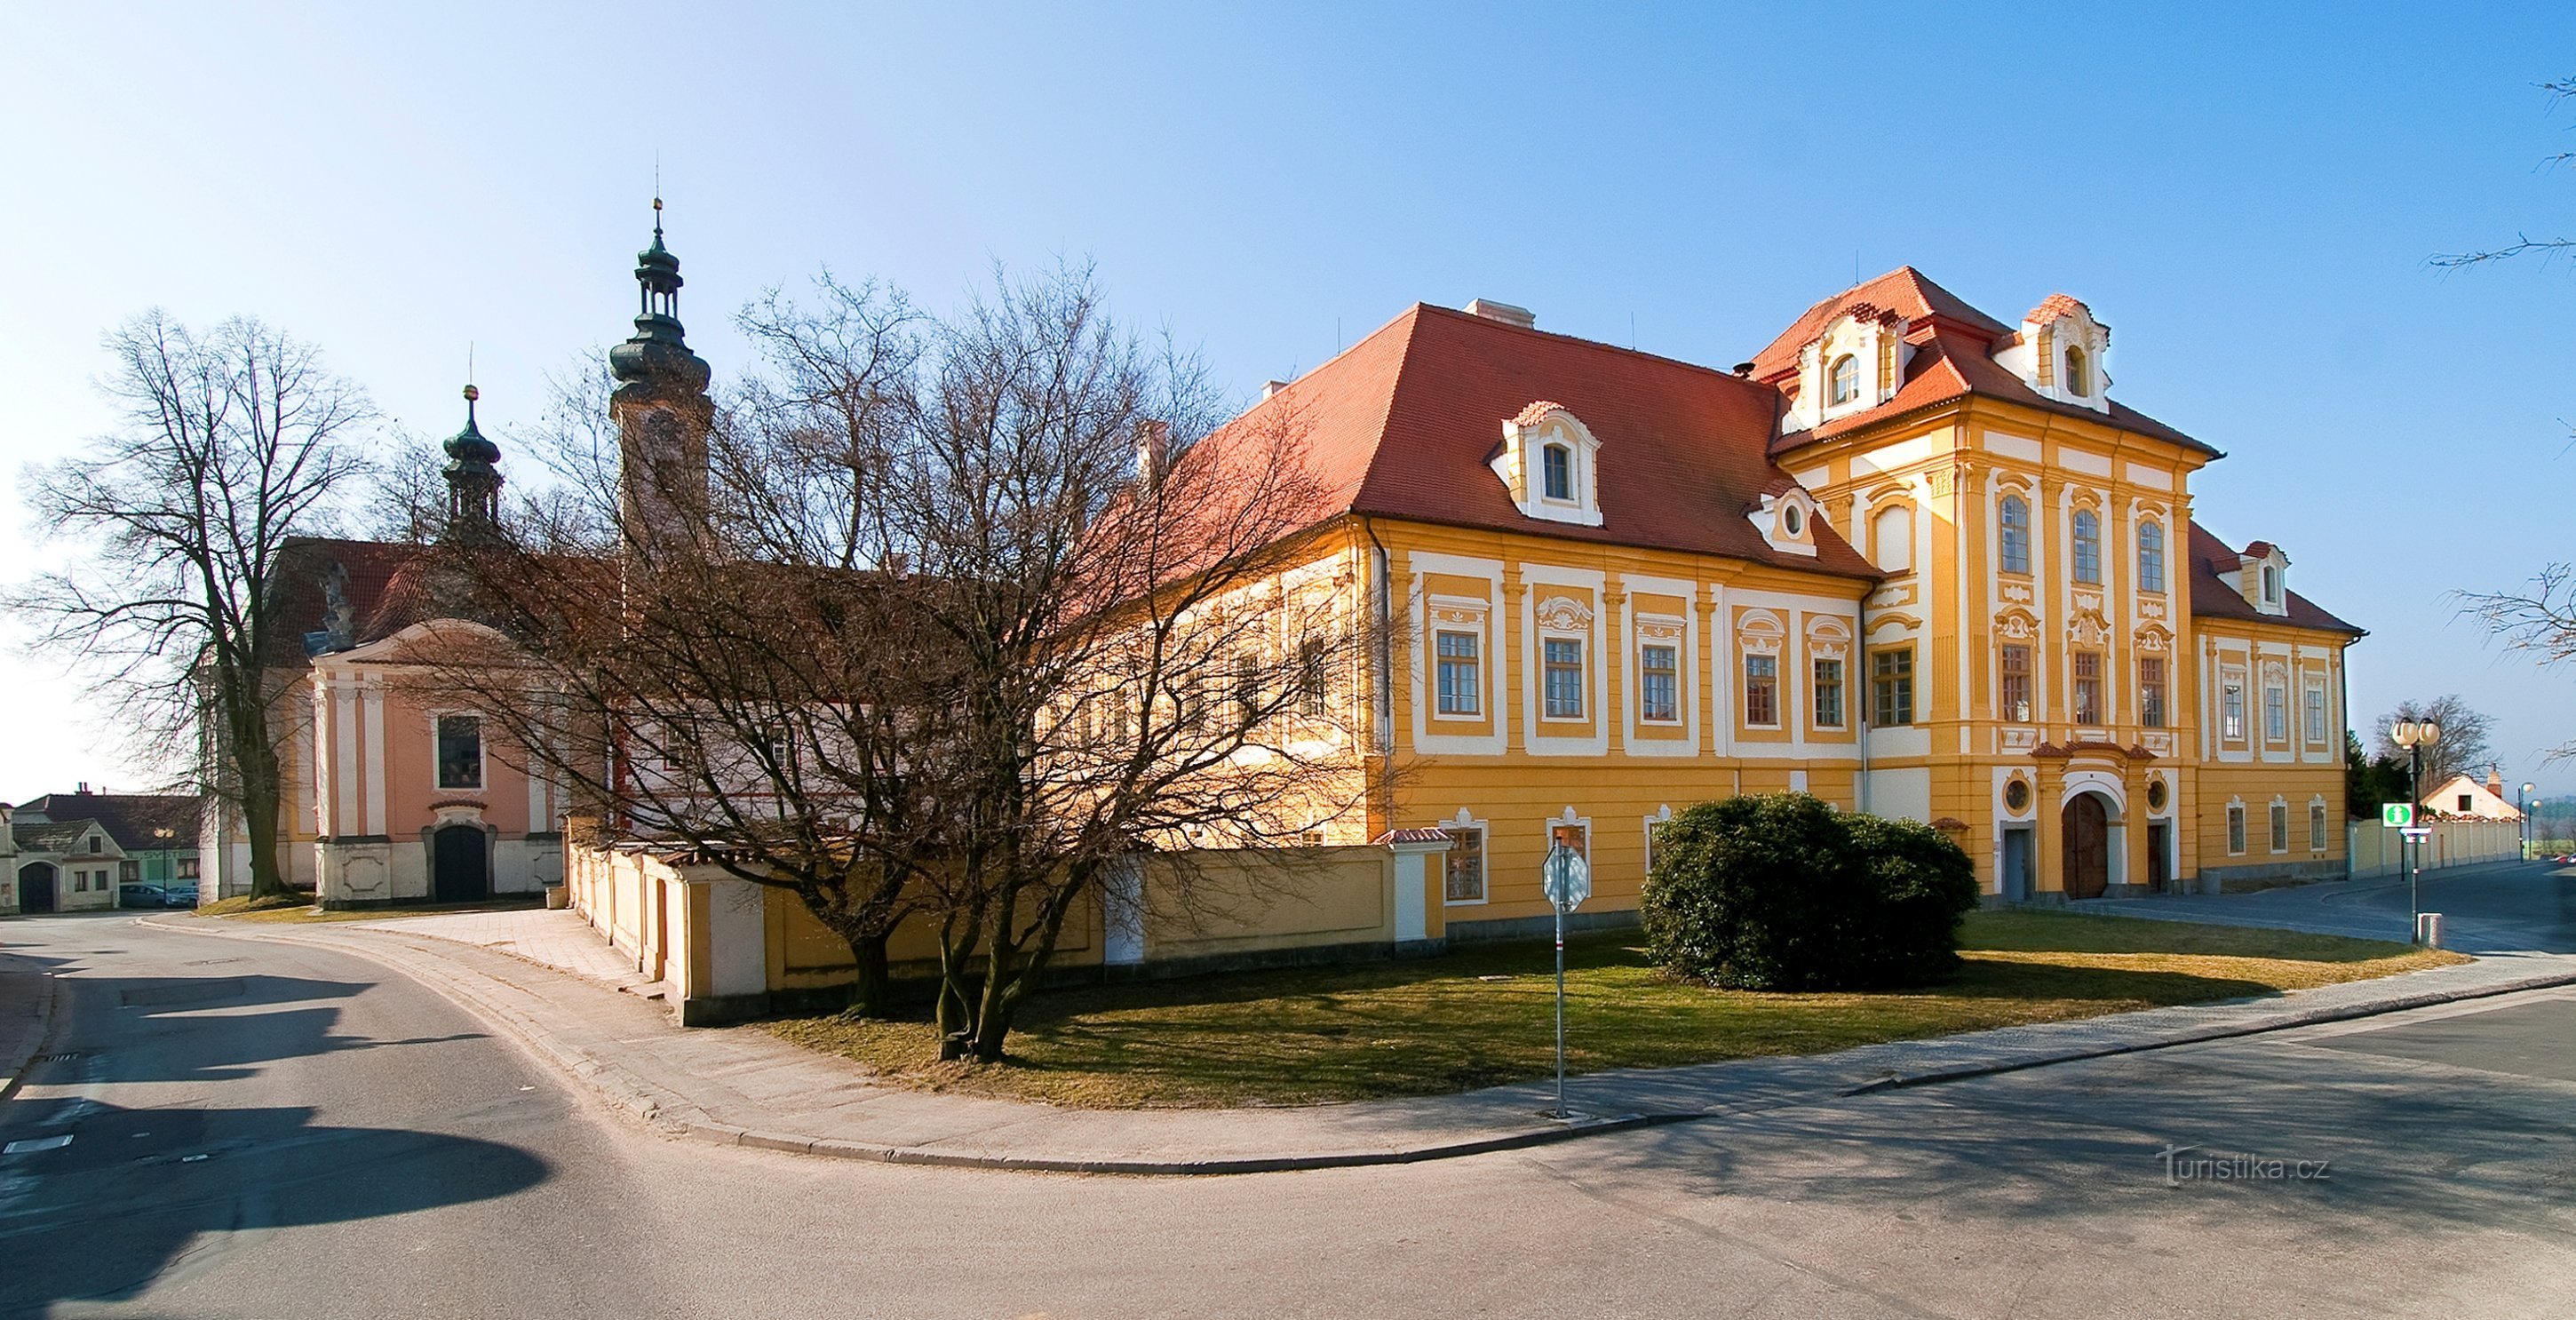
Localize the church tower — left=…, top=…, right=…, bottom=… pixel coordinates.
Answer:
left=441, top=382, right=504, bottom=544
left=608, top=199, right=713, bottom=561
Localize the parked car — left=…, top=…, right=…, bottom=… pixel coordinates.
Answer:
left=119, top=882, right=163, bottom=908
left=163, top=883, right=201, bottom=909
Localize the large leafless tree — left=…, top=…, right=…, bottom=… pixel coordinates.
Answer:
left=2370, top=695, right=2498, bottom=791
left=423, top=267, right=1379, bottom=1047
left=10, top=312, right=373, bottom=900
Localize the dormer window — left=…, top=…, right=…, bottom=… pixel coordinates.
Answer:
left=1782, top=504, right=1804, bottom=537
left=1541, top=443, right=1572, bottom=501
left=2236, top=541, right=2291, bottom=616
left=1781, top=309, right=1909, bottom=434
left=1491, top=402, right=1603, bottom=527
left=1998, top=293, right=2111, bottom=413
left=1751, top=486, right=1821, bottom=557
left=2064, top=346, right=2090, bottom=396
left=1827, top=354, right=1859, bottom=405
left=2262, top=565, right=2280, bottom=605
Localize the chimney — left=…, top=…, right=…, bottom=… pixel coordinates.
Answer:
left=1732, top=362, right=1756, bottom=378
left=1261, top=379, right=1291, bottom=401
left=1464, top=298, right=1536, bottom=330
left=1134, top=418, right=1173, bottom=488
left=2488, top=767, right=2507, bottom=802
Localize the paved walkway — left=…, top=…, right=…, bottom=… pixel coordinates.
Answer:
left=140, top=904, right=2576, bottom=1173
left=351, top=908, right=651, bottom=990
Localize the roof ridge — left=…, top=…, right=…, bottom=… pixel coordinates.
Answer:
left=1408, top=302, right=1776, bottom=393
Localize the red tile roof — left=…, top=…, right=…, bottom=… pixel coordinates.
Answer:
left=1750, top=266, right=2012, bottom=380
left=1200, top=305, right=1878, bottom=579
left=266, top=537, right=431, bottom=664
left=2025, top=292, right=2092, bottom=323
left=2186, top=521, right=2361, bottom=635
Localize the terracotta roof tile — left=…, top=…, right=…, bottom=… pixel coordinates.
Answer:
left=2025, top=292, right=2091, bottom=323
left=2187, top=521, right=2360, bottom=635
left=1749, top=266, right=2012, bottom=380
left=1200, top=305, right=1877, bottom=579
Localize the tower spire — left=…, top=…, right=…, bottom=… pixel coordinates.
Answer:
left=441, top=378, right=504, bottom=545
left=608, top=195, right=713, bottom=562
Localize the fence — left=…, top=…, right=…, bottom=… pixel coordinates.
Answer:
left=2346, top=816, right=2523, bottom=879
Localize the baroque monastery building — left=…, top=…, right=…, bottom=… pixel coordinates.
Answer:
left=1237, top=269, right=2358, bottom=934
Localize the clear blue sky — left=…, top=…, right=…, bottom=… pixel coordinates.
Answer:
left=4, top=3, right=2573, bottom=801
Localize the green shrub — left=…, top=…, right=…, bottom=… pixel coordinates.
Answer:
left=1641, top=793, right=1977, bottom=990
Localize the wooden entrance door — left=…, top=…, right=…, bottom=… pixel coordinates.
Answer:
left=432, top=826, right=489, bottom=903
left=18, top=863, right=56, bottom=914
left=2061, top=795, right=2110, bottom=900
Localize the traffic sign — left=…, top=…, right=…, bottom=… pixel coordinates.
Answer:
left=2399, top=826, right=2432, bottom=839
left=1542, top=846, right=1592, bottom=913
left=2381, top=803, right=2414, bottom=828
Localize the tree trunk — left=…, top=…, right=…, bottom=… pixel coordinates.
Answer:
left=840, top=931, right=891, bottom=1019
left=237, top=736, right=290, bottom=902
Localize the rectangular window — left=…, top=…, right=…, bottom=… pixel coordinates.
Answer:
left=1639, top=644, right=1679, bottom=723
left=2139, top=656, right=2167, bottom=729
left=1542, top=639, right=1585, bottom=720
left=2304, top=685, right=2326, bottom=744
left=1542, top=445, right=1572, bottom=501
left=1234, top=652, right=1261, bottom=728
left=1813, top=658, right=1845, bottom=728
left=2072, top=651, right=2103, bottom=727
left=1443, top=825, right=1485, bottom=903
left=2222, top=682, right=2246, bottom=741
left=122, top=860, right=140, bottom=884
left=2264, top=683, right=2287, bottom=742
left=1434, top=631, right=1480, bottom=716
left=436, top=713, right=485, bottom=791
left=1872, top=648, right=1913, bottom=727
left=179, top=857, right=200, bottom=879
left=2270, top=802, right=2289, bottom=853
left=2458, top=793, right=2475, bottom=814
left=2310, top=802, right=2328, bottom=852
left=1743, top=654, right=1778, bottom=727
left=2227, top=804, right=2247, bottom=855
left=1298, top=638, right=1328, bottom=718
left=2000, top=645, right=2032, bottom=722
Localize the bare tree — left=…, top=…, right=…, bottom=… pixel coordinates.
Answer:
left=2462, top=567, right=2576, bottom=759
left=2370, top=695, right=2497, bottom=791
left=2431, top=76, right=2576, bottom=270
left=10, top=312, right=372, bottom=900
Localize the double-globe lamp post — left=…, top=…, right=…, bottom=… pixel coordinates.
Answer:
left=2390, top=719, right=2442, bottom=942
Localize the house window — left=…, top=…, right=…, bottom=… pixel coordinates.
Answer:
left=1999, top=496, right=2031, bottom=574
left=1234, top=652, right=1260, bottom=728
left=2228, top=804, right=2247, bottom=855
left=436, top=714, right=485, bottom=791
left=2140, top=656, right=2167, bottom=729
left=2310, top=802, right=2328, bottom=852
left=1542, top=639, right=1585, bottom=720
left=1813, top=657, right=1845, bottom=728
left=2138, top=521, right=2166, bottom=593
left=1443, top=825, right=1486, bottom=903
left=1783, top=503, right=1804, bottom=537
left=2304, top=685, right=2327, bottom=743
left=2264, top=681, right=2287, bottom=742
left=1298, top=638, right=1328, bottom=718
left=2222, top=681, right=2246, bottom=741
left=2065, top=345, right=2091, bottom=396
left=2270, top=802, right=2289, bottom=853
left=2000, top=645, right=2032, bottom=722
left=2458, top=793, right=2475, bottom=814
left=2071, top=510, right=2103, bottom=584
left=1828, top=353, right=1860, bottom=405
left=2262, top=565, right=2281, bottom=604
left=1639, top=645, right=1679, bottom=723
left=1435, top=631, right=1480, bottom=716
left=1744, top=655, right=1778, bottom=727
left=179, top=857, right=199, bottom=879
left=1872, top=648, right=1914, bottom=726
left=2072, top=652, right=2103, bottom=727
left=1541, top=444, right=1572, bottom=501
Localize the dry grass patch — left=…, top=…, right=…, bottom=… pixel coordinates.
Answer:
left=195, top=895, right=544, bottom=924
left=767, top=909, right=2468, bottom=1109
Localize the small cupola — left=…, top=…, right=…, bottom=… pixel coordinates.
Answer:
left=1781, top=304, right=1910, bottom=434
left=441, top=382, right=505, bottom=545
left=2235, top=540, right=2290, bottom=616
left=1491, top=402, right=1603, bottom=527
left=1997, top=294, right=2111, bottom=412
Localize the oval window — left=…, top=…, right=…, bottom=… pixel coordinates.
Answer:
left=1783, top=504, right=1804, bottom=536
left=2148, top=779, right=2169, bottom=813
left=2004, top=779, right=2031, bottom=814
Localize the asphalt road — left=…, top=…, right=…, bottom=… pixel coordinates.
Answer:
left=4, top=911, right=2573, bottom=1319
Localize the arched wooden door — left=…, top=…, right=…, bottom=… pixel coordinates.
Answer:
left=432, top=826, right=489, bottom=903
left=18, top=863, right=57, bottom=914
left=2061, top=795, right=2110, bottom=900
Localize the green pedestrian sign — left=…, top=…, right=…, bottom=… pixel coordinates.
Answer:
left=2381, top=803, right=2414, bottom=828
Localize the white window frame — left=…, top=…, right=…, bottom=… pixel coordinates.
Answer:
left=1638, top=643, right=1680, bottom=724
left=2227, top=800, right=2248, bottom=855
left=1440, top=808, right=1490, bottom=906
left=1434, top=628, right=1482, bottom=720
left=1540, top=636, right=1586, bottom=721
left=433, top=711, right=488, bottom=793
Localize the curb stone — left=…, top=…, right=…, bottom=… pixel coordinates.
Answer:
left=137, top=913, right=2576, bottom=1176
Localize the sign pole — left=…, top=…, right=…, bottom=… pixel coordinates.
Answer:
left=1554, top=895, right=1567, bottom=1120
left=1539, top=841, right=1588, bottom=1122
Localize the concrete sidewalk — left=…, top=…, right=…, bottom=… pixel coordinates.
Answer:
left=144, top=909, right=2576, bottom=1175
left=0, top=951, right=60, bottom=1104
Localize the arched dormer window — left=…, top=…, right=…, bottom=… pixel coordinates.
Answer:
left=1827, top=354, right=1860, bottom=406
left=1999, top=495, right=2031, bottom=574
left=2072, top=509, right=2103, bottom=584
left=2262, top=564, right=2280, bottom=605
left=1541, top=443, right=1572, bottom=501
left=2064, top=345, right=2091, bottom=396
left=2137, top=520, right=2166, bottom=593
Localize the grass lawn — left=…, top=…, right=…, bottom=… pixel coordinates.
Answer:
left=767, top=910, right=2468, bottom=1109
left=195, top=894, right=545, bottom=924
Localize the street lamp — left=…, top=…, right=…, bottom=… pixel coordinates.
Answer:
left=2524, top=783, right=2538, bottom=861
left=2390, top=719, right=2442, bottom=940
